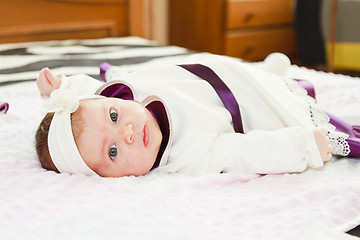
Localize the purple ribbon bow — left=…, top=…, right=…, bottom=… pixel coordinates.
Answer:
left=0, top=101, right=9, bottom=114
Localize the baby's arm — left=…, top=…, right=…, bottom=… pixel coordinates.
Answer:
left=208, top=127, right=326, bottom=174
left=36, top=68, right=102, bottom=97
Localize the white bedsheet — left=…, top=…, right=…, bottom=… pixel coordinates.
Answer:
left=0, top=59, right=360, bottom=240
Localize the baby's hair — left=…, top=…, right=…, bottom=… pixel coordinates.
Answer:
left=35, top=112, right=59, bottom=172
left=35, top=105, right=85, bottom=173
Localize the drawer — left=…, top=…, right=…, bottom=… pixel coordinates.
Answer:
left=224, top=27, right=296, bottom=61
left=226, top=0, right=295, bottom=29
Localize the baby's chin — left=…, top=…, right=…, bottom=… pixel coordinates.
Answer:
left=113, top=171, right=149, bottom=178
left=116, top=165, right=153, bottom=178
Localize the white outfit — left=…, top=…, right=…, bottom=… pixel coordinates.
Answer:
left=60, top=53, right=347, bottom=176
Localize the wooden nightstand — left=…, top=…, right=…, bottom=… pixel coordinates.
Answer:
left=169, top=0, right=297, bottom=62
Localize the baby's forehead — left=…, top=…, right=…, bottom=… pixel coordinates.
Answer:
left=77, top=98, right=107, bottom=112
left=73, top=108, right=107, bottom=147
left=72, top=99, right=106, bottom=132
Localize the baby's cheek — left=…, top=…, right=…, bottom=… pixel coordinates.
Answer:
left=124, top=157, right=147, bottom=176
left=93, top=160, right=116, bottom=177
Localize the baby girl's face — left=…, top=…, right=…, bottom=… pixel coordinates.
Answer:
left=75, top=98, right=162, bottom=177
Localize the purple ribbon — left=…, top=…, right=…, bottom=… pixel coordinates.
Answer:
left=145, top=100, right=171, bottom=169
left=99, top=82, right=134, bottom=100
left=296, top=79, right=360, bottom=156
left=179, top=64, right=244, bottom=133
left=0, top=101, right=9, bottom=114
left=296, top=79, right=316, bottom=99
left=99, top=62, right=112, bottom=82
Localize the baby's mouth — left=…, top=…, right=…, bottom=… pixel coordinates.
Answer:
left=143, top=125, right=150, bottom=147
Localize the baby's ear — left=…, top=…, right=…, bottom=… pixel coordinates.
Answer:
left=261, top=53, right=291, bottom=77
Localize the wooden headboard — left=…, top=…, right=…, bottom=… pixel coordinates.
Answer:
left=0, top=0, right=147, bottom=44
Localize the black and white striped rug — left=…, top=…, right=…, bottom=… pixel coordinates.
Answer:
left=0, top=37, right=192, bottom=86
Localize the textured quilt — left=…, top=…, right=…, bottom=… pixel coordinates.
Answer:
left=0, top=37, right=359, bottom=240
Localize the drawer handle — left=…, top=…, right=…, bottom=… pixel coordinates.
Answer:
left=244, top=44, right=255, bottom=55
left=244, top=12, right=255, bottom=23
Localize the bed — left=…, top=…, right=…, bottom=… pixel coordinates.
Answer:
left=0, top=36, right=360, bottom=240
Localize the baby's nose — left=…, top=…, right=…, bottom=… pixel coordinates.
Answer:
left=123, top=123, right=134, bottom=144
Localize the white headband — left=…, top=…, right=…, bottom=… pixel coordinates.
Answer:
left=47, top=89, right=104, bottom=176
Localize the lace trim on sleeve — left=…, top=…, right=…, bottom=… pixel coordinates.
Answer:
left=284, top=78, right=350, bottom=156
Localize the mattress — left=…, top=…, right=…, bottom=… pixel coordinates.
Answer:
left=0, top=37, right=359, bottom=240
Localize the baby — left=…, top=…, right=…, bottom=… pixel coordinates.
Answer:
left=35, top=53, right=349, bottom=177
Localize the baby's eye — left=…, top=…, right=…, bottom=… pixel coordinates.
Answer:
left=110, top=109, right=118, bottom=123
left=109, top=144, right=117, bottom=160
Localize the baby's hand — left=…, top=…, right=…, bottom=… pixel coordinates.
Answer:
left=313, top=128, right=332, bottom=162
left=36, top=68, right=62, bottom=97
